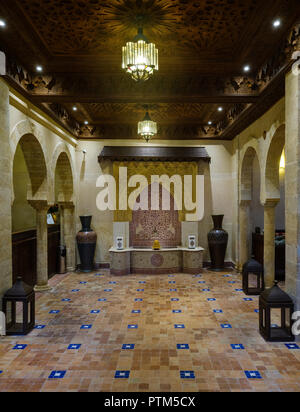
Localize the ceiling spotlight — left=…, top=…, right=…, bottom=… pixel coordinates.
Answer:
left=84, top=121, right=89, bottom=125
left=273, top=19, right=281, bottom=28
left=0, top=20, right=6, bottom=28
left=36, top=65, right=43, bottom=72
left=218, top=107, right=223, bottom=112
left=243, top=65, right=250, bottom=72
left=208, top=121, right=212, bottom=125
left=72, top=106, right=78, bottom=111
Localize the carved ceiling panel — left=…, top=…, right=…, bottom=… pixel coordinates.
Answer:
left=81, top=102, right=228, bottom=124
left=1, top=1, right=300, bottom=141
left=16, top=0, right=260, bottom=56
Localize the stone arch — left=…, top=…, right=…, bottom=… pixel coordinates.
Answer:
left=240, top=145, right=260, bottom=202
left=10, top=120, right=49, bottom=202
left=238, top=144, right=262, bottom=271
left=12, top=133, right=48, bottom=201
left=265, top=124, right=285, bottom=200
left=51, top=144, right=75, bottom=204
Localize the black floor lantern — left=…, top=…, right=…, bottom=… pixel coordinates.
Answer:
left=259, top=281, right=294, bottom=342
left=2, top=277, right=35, bottom=336
left=242, top=257, right=264, bottom=295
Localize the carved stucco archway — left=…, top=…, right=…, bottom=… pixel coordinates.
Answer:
left=10, top=119, right=49, bottom=203
left=238, top=144, right=261, bottom=270
left=51, top=143, right=76, bottom=205
left=52, top=144, right=76, bottom=271
left=264, top=124, right=285, bottom=202
left=240, top=145, right=261, bottom=202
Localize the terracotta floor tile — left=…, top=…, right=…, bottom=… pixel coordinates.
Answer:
left=0, top=269, right=299, bottom=392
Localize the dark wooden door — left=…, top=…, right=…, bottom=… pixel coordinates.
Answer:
left=47, top=225, right=61, bottom=279
left=12, top=225, right=61, bottom=286
left=12, top=229, right=37, bottom=286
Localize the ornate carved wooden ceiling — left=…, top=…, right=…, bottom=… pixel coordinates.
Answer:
left=1, top=0, right=300, bottom=140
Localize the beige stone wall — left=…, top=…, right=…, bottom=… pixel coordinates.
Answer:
left=232, top=97, right=286, bottom=272
left=12, top=144, right=36, bottom=232
left=0, top=82, right=78, bottom=299
left=0, top=80, right=12, bottom=304
left=75, top=139, right=236, bottom=265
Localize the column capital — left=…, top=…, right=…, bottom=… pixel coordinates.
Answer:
left=239, top=200, right=251, bottom=207
left=59, top=201, right=75, bottom=210
left=263, top=198, right=280, bottom=208
left=28, top=199, right=49, bottom=211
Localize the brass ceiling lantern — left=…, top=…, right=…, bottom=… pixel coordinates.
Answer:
left=138, top=108, right=157, bottom=143
left=122, top=27, right=158, bottom=82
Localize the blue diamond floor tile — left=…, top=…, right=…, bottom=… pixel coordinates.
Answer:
left=68, top=344, right=81, bottom=350
left=177, top=344, right=189, bottom=349
left=13, top=344, right=27, bottom=350
left=285, top=344, right=300, bottom=350
left=245, top=371, right=262, bottom=379
left=180, top=371, right=195, bottom=379
left=80, top=325, right=92, bottom=330
left=115, top=371, right=130, bottom=379
left=122, top=344, right=135, bottom=350
left=128, top=325, right=138, bottom=329
left=231, top=344, right=245, bottom=350
left=48, top=371, right=66, bottom=379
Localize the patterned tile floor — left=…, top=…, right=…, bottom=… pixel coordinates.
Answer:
left=0, top=269, right=300, bottom=392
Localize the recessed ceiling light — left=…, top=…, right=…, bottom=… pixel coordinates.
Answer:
left=208, top=121, right=212, bottom=125
left=218, top=107, right=223, bottom=112
left=0, top=20, right=6, bottom=28
left=244, top=65, right=250, bottom=72
left=36, top=65, right=43, bottom=72
left=273, top=19, right=281, bottom=28
left=84, top=121, right=89, bottom=125
left=72, top=106, right=77, bottom=111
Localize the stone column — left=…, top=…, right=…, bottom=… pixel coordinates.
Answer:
left=60, top=202, right=76, bottom=272
left=0, top=78, right=12, bottom=304
left=286, top=63, right=300, bottom=312
left=263, top=199, right=279, bottom=288
left=238, top=200, right=251, bottom=272
left=28, top=200, right=51, bottom=292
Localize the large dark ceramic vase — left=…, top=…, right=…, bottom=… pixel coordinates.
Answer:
left=76, top=216, right=97, bottom=273
left=207, top=215, right=228, bottom=272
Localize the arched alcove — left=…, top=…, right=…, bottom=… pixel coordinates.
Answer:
left=55, top=152, right=74, bottom=203
left=264, top=124, right=286, bottom=282
left=11, top=133, right=48, bottom=286
left=239, top=145, right=263, bottom=265
left=265, top=124, right=285, bottom=200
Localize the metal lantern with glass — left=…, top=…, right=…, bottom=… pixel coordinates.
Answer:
left=122, top=27, right=158, bottom=82
left=138, top=109, right=157, bottom=143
